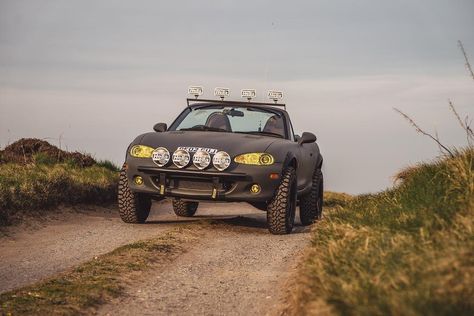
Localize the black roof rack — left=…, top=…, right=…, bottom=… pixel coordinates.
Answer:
left=186, top=98, right=286, bottom=109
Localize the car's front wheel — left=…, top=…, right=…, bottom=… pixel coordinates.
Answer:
left=267, top=166, right=297, bottom=234
left=172, top=200, right=199, bottom=217
left=118, top=165, right=151, bottom=223
left=299, top=167, right=323, bottom=225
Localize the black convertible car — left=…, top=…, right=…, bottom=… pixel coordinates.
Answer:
left=118, top=88, right=323, bottom=234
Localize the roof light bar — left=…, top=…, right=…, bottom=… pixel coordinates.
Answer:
left=188, top=86, right=203, bottom=99
left=214, top=87, right=230, bottom=100
left=268, top=90, right=283, bottom=103
left=241, top=89, right=256, bottom=102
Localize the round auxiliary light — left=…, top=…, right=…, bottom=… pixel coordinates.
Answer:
left=172, top=149, right=190, bottom=168
left=193, top=150, right=211, bottom=170
left=212, top=151, right=231, bottom=171
left=151, top=147, right=170, bottom=167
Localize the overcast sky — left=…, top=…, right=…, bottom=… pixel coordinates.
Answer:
left=1, top=0, right=473, bottom=194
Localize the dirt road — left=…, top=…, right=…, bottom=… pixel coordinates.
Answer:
left=0, top=201, right=312, bottom=315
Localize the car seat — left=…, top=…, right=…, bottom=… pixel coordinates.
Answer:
left=263, top=115, right=284, bottom=137
left=205, top=112, right=232, bottom=132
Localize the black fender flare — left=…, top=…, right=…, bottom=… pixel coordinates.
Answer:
left=316, top=154, right=323, bottom=169
left=282, top=151, right=298, bottom=170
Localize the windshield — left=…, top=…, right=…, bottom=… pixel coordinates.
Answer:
left=171, top=106, right=286, bottom=138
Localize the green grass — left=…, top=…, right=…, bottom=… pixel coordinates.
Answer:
left=96, top=160, right=120, bottom=172
left=0, top=226, right=202, bottom=316
left=290, top=148, right=474, bottom=316
left=0, top=162, right=118, bottom=226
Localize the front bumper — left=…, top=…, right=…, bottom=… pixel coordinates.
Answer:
left=126, top=158, right=282, bottom=203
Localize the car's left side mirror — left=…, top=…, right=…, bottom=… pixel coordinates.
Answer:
left=298, top=132, right=317, bottom=145
left=153, top=123, right=167, bottom=132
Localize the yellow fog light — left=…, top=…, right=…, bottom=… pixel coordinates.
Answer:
left=134, top=176, right=144, bottom=185
left=130, top=145, right=154, bottom=158
left=234, top=153, right=274, bottom=166
left=250, top=184, right=261, bottom=194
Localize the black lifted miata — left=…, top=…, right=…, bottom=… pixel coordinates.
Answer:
left=118, top=87, right=323, bottom=234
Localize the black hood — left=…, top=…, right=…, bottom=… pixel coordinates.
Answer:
left=139, top=131, right=284, bottom=156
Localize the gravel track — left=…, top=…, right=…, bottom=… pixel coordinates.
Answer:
left=0, top=203, right=164, bottom=293
left=0, top=201, right=312, bottom=315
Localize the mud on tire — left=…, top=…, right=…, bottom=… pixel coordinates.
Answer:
left=172, top=200, right=199, bottom=217
left=118, top=165, right=151, bottom=223
left=267, top=167, right=297, bottom=234
left=299, top=168, right=323, bottom=225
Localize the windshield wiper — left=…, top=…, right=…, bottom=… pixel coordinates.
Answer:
left=235, top=131, right=284, bottom=138
left=180, top=125, right=229, bottom=133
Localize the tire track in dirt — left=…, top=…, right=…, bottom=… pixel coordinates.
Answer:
left=99, top=208, right=311, bottom=316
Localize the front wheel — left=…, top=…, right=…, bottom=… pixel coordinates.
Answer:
left=118, top=165, right=151, bottom=223
left=299, top=168, right=324, bottom=225
left=267, top=167, right=297, bottom=234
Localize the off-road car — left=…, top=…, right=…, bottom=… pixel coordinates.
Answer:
left=118, top=87, right=323, bottom=234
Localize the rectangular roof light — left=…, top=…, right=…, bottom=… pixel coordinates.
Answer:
left=268, top=90, right=283, bottom=103
left=241, top=89, right=256, bottom=101
left=214, top=87, right=230, bottom=100
left=188, top=86, right=203, bottom=99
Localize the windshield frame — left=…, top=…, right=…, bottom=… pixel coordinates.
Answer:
left=168, top=104, right=290, bottom=140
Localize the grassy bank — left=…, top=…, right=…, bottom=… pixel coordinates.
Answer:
left=291, top=148, right=474, bottom=315
left=0, top=139, right=119, bottom=226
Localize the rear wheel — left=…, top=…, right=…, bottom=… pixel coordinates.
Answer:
left=172, top=200, right=199, bottom=217
left=267, top=167, right=297, bottom=234
left=299, top=168, right=324, bottom=225
left=118, top=165, right=151, bottom=223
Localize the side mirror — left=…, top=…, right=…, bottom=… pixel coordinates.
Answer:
left=298, top=132, right=317, bottom=145
left=153, top=123, right=167, bottom=132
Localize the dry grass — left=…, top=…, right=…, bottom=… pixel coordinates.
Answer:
left=323, top=191, right=353, bottom=208
left=288, top=148, right=474, bottom=315
left=0, top=163, right=118, bottom=226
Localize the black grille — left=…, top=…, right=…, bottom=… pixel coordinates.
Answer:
left=177, top=180, right=215, bottom=191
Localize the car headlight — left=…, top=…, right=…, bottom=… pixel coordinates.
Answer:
left=172, top=148, right=190, bottom=168
left=234, top=153, right=274, bottom=165
left=130, top=145, right=154, bottom=158
left=152, top=147, right=170, bottom=167
left=212, top=151, right=231, bottom=171
left=193, top=150, right=211, bottom=170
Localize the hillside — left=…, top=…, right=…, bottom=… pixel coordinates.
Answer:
left=288, top=148, right=474, bottom=315
left=0, top=138, right=119, bottom=226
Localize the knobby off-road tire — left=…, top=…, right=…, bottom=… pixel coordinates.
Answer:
left=299, top=168, right=324, bottom=225
left=267, top=167, right=297, bottom=234
left=118, top=166, right=151, bottom=223
left=172, top=200, right=199, bottom=217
